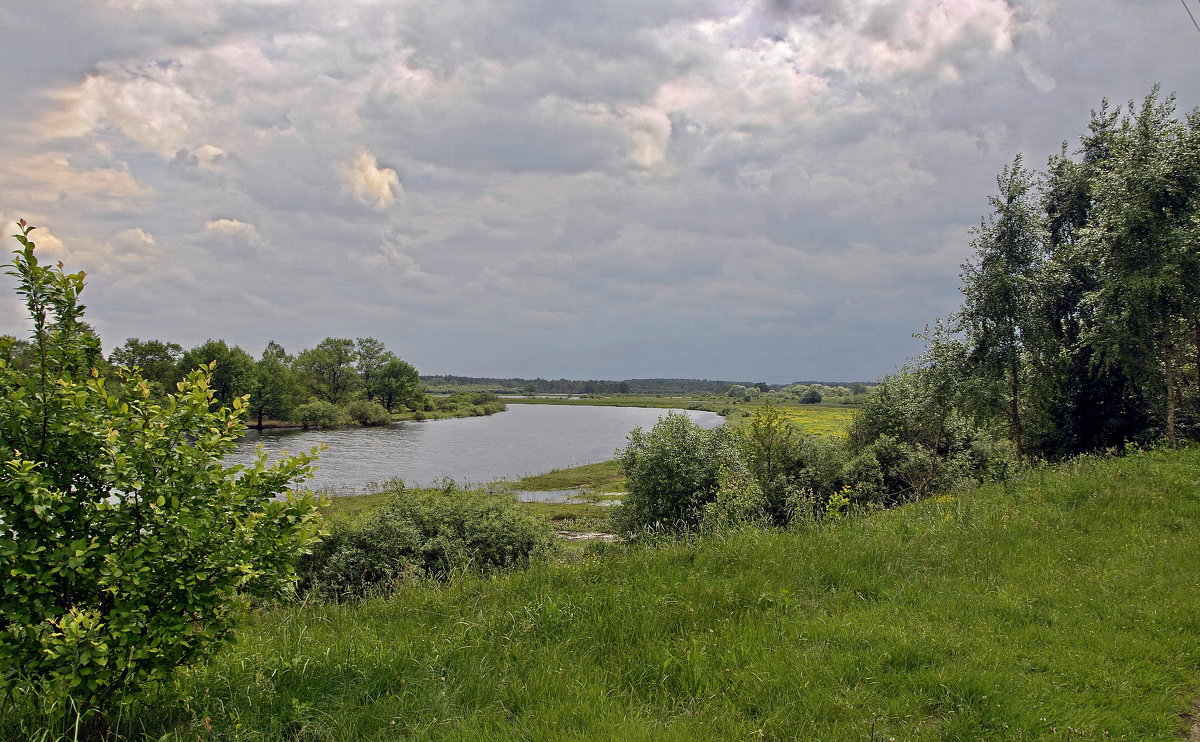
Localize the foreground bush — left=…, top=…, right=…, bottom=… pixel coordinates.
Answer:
left=298, top=483, right=557, bottom=600
left=0, top=223, right=322, bottom=728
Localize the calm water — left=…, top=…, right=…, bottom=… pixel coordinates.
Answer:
left=229, top=404, right=722, bottom=495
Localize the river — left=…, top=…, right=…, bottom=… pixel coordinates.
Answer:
left=229, top=404, right=723, bottom=495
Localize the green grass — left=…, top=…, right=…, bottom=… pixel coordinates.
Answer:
left=774, top=404, right=855, bottom=437
left=87, top=446, right=1200, bottom=740
left=498, top=459, right=627, bottom=494
left=317, top=491, right=395, bottom=524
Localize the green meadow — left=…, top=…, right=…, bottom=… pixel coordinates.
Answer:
left=71, top=445, right=1200, bottom=741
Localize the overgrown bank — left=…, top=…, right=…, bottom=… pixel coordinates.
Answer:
left=23, top=446, right=1200, bottom=741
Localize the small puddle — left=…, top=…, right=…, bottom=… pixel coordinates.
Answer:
left=514, top=489, right=622, bottom=506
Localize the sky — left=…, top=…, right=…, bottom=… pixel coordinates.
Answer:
left=0, top=0, right=1196, bottom=383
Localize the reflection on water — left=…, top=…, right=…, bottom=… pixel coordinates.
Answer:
left=228, top=404, right=721, bottom=495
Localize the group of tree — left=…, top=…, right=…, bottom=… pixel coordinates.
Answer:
left=614, top=86, right=1200, bottom=538
left=98, top=335, right=424, bottom=429
left=951, top=86, right=1200, bottom=460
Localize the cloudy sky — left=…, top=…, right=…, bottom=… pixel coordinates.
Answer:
left=0, top=0, right=1196, bottom=383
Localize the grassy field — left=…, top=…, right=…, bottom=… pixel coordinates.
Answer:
left=74, top=446, right=1200, bottom=741
left=774, top=404, right=855, bottom=437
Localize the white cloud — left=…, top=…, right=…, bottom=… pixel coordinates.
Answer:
left=623, top=105, right=673, bottom=169
left=203, top=218, right=264, bottom=245
left=339, top=149, right=402, bottom=209
left=189, top=144, right=229, bottom=171
left=0, top=154, right=154, bottom=214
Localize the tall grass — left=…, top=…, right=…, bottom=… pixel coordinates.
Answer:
left=12, top=447, right=1200, bottom=740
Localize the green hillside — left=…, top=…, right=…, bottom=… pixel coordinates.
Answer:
left=98, top=447, right=1200, bottom=741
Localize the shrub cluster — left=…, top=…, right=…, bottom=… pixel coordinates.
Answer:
left=615, top=401, right=1015, bottom=538
left=298, top=483, right=557, bottom=601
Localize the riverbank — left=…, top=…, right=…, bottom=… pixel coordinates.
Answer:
left=317, top=460, right=625, bottom=534
left=82, top=446, right=1200, bottom=740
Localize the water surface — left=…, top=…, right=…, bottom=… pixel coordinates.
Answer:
left=230, top=404, right=721, bottom=495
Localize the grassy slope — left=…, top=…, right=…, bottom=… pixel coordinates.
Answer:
left=129, top=447, right=1200, bottom=740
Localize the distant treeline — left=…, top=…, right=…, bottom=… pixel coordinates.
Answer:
left=422, top=375, right=874, bottom=396
left=0, top=334, right=504, bottom=429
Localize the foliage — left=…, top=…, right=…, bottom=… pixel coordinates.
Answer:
left=0, top=222, right=322, bottom=727
left=613, top=413, right=742, bottom=536
left=177, top=339, right=257, bottom=408
left=345, top=399, right=391, bottom=426
left=429, top=392, right=506, bottom=417
left=297, top=483, right=557, bottom=601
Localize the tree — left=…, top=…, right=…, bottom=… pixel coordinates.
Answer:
left=1025, top=106, right=1144, bottom=457
left=250, top=341, right=303, bottom=429
left=178, top=339, right=257, bottom=409
left=295, top=337, right=359, bottom=404
left=108, top=337, right=182, bottom=393
left=1085, top=89, right=1198, bottom=445
left=0, top=223, right=321, bottom=727
left=738, top=403, right=800, bottom=526
left=957, top=154, right=1042, bottom=461
left=354, top=337, right=390, bottom=402
left=373, top=357, right=423, bottom=412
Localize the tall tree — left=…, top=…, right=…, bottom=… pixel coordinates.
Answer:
left=957, top=154, right=1042, bottom=461
left=372, top=357, right=422, bottom=412
left=354, top=337, right=390, bottom=402
left=250, top=341, right=303, bottom=429
left=1086, top=88, right=1196, bottom=445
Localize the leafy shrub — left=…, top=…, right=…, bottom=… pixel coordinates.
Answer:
left=613, top=413, right=741, bottom=537
left=293, top=399, right=347, bottom=428
left=847, top=371, right=1017, bottom=501
left=298, top=483, right=557, bottom=601
left=0, top=223, right=321, bottom=727
left=700, top=460, right=767, bottom=532
left=346, top=399, right=391, bottom=426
